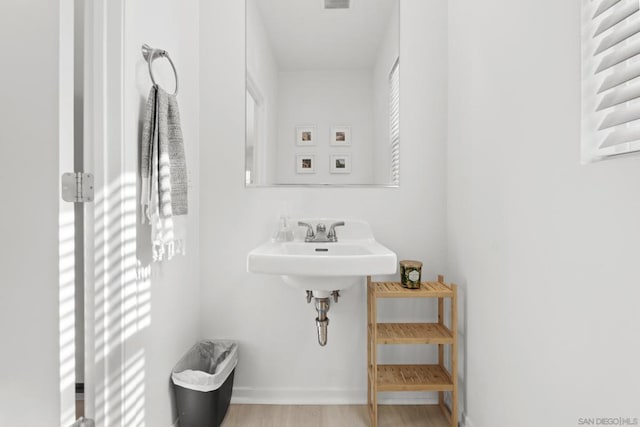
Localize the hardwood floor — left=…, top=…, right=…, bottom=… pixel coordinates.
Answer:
left=222, top=404, right=450, bottom=427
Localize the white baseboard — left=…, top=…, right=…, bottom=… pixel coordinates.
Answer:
left=377, top=392, right=439, bottom=405
left=231, top=387, right=440, bottom=405
left=231, top=387, right=365, bottom=405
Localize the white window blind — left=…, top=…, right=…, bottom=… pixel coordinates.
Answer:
left=582, top=0, right=640, bottom=162
left=389, top=59, right=400, bottom=184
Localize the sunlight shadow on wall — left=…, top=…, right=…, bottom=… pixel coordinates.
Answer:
left=123, top=349, right=146, bottom=426
left=60, top=209, right=76, bottom=426
left=124, top=263, right=151, bottom=341
left=92, top=173, right=149, bottom=425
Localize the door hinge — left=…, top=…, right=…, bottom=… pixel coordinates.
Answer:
left=61, top=172, right=94, bottom=203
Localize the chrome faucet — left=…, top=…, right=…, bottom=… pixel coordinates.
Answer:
left=327, top=221, right=345, bottom=241
left=298, top=221, right=315, bottom=241
left=298, top=221, right=344, bottom=243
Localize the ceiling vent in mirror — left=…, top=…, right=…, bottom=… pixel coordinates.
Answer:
left=323, top=0, right=350, bottom=9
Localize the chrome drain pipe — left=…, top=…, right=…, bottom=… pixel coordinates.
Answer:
left=314, top=297, right=330, bottom=346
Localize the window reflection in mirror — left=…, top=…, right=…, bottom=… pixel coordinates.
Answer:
left=245, top=0, right=400, bottom=187
left=246, top=90, right=256, bottom=185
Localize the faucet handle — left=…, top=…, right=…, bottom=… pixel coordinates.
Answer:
left=298, top=221, right=315, bottom=241
left=327, top=221, right=345, bottom=241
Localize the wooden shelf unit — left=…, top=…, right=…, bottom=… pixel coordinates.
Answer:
left=367, top=275, right=458, bottom=427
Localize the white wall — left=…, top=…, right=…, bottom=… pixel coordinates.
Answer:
left=0, top=0, right=61, bottom=424
left=447, top=1, right=640, bottom=426
left=275, top=70, right=374, bottom=185
left=372, top=3, right=400, bottom=184
left=123, top=1, right=201, bottom=425
left=200, top=0, right=447, bottom=403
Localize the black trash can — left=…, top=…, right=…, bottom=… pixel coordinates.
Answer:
left=171, top=340, right=238, bottom=427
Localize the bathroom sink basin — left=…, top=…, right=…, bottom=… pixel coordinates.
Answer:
left=247, top=219, right=397, bottom=293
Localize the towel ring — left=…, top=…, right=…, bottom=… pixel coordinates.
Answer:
left=142, top=44, right=179, bottom=96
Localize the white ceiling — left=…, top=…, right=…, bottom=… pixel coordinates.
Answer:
left=252, top=0, right=398, bottom=71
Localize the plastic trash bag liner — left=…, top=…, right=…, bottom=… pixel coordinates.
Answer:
left=171, top=340, right=238, bottom=392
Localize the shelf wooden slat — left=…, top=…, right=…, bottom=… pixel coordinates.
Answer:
left=377, top=323, right=453, bottom=345
left=374, top=281, right=453, bottom=298
left=377, top=364, right=454, bottom=392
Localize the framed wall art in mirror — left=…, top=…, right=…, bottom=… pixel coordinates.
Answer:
left=296, top=125, right=317, bottom=146
left=296, top=153, right=316, bottom=174
left=330, top=153, right=352, bottom=174
left=331, top=126, right=352, bottom=146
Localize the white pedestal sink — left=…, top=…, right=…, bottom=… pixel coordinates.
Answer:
left=247, top=219, right=397, bottom=345
left=247, top=219, right=396, bottom=293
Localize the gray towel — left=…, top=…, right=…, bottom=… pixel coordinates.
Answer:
left=140, top=86, right=188, bottom=261
left=141, top=86, right=188, bottom=219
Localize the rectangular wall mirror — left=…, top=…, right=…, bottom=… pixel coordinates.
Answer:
left=245, top=0, right=400, bottom=187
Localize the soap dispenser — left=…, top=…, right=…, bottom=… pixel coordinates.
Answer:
left=275, top=216, right=294, bottom=242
